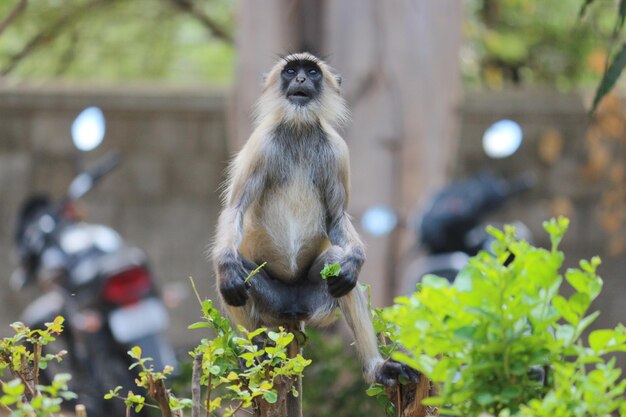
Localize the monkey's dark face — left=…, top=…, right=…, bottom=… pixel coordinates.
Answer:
left=280, top=59, right=323, bottom=106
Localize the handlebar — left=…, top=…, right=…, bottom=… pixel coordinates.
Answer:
left=88, top=152, right=121, bottom=184
left=67, top=151, right=121, bottom=201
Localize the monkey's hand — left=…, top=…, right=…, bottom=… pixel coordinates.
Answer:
left=217, top=255, right=249, bottom=307
left=375, top=359, right=420, bottom=387
left=327, top=255, right=360, bottom=298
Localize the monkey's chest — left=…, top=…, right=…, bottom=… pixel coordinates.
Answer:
left=241, top=170, right=327, bottom=281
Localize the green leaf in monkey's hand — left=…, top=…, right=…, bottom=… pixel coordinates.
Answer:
left=321, top=263, right=341, bottom=280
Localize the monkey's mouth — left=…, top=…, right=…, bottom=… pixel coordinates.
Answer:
left=287, top=89, right=313, bottom=105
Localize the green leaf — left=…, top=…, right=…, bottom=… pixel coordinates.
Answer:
left=128, top=346, right=142, bottom=359
left=578, top=311, right=601, bottom=335
left=568, top=292, right=591, bottom=317
left=476, top=391, right=496, bottom=406
left=590, top=329, right=617, bottom=352
left=188, top=322, right=211, bottom=330
left=320, top=263, right=341, bottom=280
left=619, top=0, right=626, bottom=29
left=366, top=385, right=385, bottom=397
left=454, top=326, right=478, bottom=342
left=591, top=43, right=626, bottom=113
left=501, top=385, right=522, bottom=400
left=2, top=379, right=24, bottom=397
left=553, top=295, right=578, bottom=324
left=262, top=391, right=278, bottom=404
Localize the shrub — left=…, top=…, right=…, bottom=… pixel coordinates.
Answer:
left=383, top=217, right=626, bottom=417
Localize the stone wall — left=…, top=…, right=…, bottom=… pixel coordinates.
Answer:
left=0, top=84, right=228, bottom=345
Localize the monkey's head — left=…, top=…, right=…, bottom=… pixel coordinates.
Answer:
left=256, top=52, right=348, bottom=127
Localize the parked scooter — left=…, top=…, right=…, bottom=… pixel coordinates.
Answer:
left=11, top=107, right=176, bottom=416
left=402, top=119, right=534, bottom=292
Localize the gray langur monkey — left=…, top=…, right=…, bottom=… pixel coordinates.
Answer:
left=212, top=52, right=417, bottom=386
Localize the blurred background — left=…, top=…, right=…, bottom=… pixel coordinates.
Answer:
left=1, top=0, right=626, bottom=414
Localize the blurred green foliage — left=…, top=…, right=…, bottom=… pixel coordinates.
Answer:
left=0, top=0, right=235, bottom=84
left=464, top=0, right=617, bottom=91
left=302, top=329, right=383, bottom=417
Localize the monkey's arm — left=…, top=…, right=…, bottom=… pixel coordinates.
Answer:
left=213, top=154, right=265, bottom=307
left=325, top=148, right=366, bottom=298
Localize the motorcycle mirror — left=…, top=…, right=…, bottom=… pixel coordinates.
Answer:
left=482, top=119, right=523, bottom=159
left=361, top=205, right=398, bottom=237
left=71, top=107, right=106, bottom=152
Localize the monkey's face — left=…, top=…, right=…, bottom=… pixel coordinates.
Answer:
left=280, top=59, right=323, bottom=106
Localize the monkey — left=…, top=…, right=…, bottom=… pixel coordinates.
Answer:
left=212, top=52, right=417, bottom=387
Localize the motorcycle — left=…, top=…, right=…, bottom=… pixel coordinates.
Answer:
left=402, top=119, right=534, bottom=292
left=11, top=107, right=176, bottom=416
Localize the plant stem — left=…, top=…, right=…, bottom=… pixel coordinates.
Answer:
left=396, top=387, right=401, bottom=417
left=244, top=262, right=266, bottom=283
left=191, top=352, right=202, bottom=417
left=230, top=401, right=244, bottom=415
left=205, top=373, right=212, bottom=417
left=0, top=400, right=12, bottom=414
left=153, top=378, right=173, bottom=417
left=33, top=343, right=41, bottom=388
left=189, top=277, right=204, bottom=308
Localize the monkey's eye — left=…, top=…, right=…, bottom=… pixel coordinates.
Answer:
left=308, top=68, right=319, bottom=76
left=285, top=67, right=296, bottom=75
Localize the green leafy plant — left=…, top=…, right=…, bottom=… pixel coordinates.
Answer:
left=105, top=346, right=191, bottom=416
left=0, top=317, right=77, bottom=417
left=106, top=278, right=311, bottom=417
left=189, top=298, right=310, bottom=416
left=365, top=287, right=404, bottom=417
left=383, top=217, right=626, bottom=416
left=302, top=328, right=382, bottom=417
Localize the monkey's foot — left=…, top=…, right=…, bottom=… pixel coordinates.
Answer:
left=375, top=359, right=420, bottom=387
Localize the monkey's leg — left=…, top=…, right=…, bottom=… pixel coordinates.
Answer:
left=306, top=247, right=381, bottom=377
left=339, top=287, right=420, bottom=386
left=307, top=247, right=419, bottom=385
left=224, top=256, right=302, bottom=329
left=219, top=257, right=271, bottom=331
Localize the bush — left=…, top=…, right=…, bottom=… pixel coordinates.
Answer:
left=384, top=217, right=626, bottom=417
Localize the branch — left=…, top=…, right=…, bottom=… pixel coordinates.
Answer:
left=152, top=378, right=173, bottom=417
left=1, top=0, right=108, bottom=76
left=191, top=352, right=202, bottom=417
left=168, top=0, right=233, bottom=44
left=0, top=0, right=27, bottom=37
left=32, top=343, right=41, bottom=389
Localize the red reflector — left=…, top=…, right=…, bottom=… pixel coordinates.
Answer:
left=102, top=267, right=151, bottom=305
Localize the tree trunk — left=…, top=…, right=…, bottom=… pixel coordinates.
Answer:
left=386, top=376, right=438, bottom=417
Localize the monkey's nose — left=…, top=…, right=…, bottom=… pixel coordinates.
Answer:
left=295, top=76, right=306, bottom=83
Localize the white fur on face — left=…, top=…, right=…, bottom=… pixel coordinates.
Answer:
left=254, top=53, right=349, bottom=128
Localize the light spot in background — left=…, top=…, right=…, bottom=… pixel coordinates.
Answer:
left=361, top=205, right=398, bottom=237
left=72, top=106, right=106, bottom=152
left=482, top=119, right=523, bottom=159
